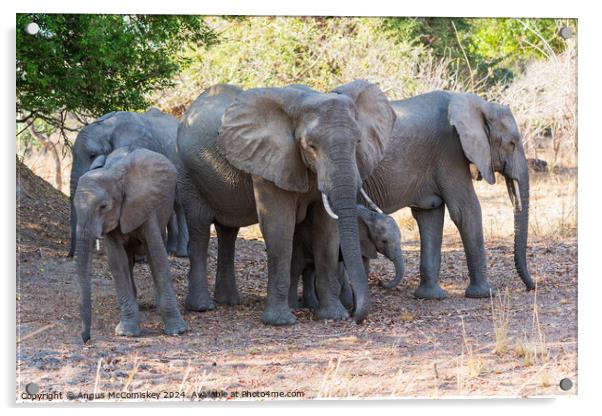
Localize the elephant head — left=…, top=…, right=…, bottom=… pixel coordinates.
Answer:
left=73, top=149, right=177, bottom=342
left=356, top=205, right=404, bottom=289
left=68, top=111, right=158, bottom=257
left=448, top=93, right=534, bottom=290
left=218, top=80, right=396, bottom=322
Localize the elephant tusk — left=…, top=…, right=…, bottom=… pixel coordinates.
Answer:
left=321, top=192, right=339, bottom=220
left=360, top=188, right=383, bottom=214
left=95, top=239, right=101, bottom=251
left=513, top=180, right=522, bottom=212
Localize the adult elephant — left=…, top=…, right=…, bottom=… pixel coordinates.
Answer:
left=362, top=91, right=534, bottom=299
left=68, top=109, right=189, bottom=258
left=177, top=81, right=396, bottom=325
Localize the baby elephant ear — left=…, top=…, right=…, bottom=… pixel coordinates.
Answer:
left=119, top=149, right=177, bottom=234
left=332, top=80, right=397, bottom=179
left=218, top=87, right=309, bottom=193
left=448, top=93, right=496, bottom=184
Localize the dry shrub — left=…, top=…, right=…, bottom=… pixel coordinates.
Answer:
left=490, top=39, right=577, bottom=168
left=491, top=288, right=511, bottom=355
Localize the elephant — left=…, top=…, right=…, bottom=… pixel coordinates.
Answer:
left=360, top=90, right=534, bottom=299
left=68, top=108, right=189, bottom=258
left=288, top=204, right=404, bottom=310
left=176, top=80, right=396, bottom=325
left=73, top=148, right=188, bottom=342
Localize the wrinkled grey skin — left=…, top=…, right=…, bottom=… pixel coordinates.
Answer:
left=177, top=81, right=396, bottom=325
left=362, top=91, right=534, bottom=299
left=74, top=148, right=188, bottom=342
left=69, top=109, right=188, bottom=258
left=289, top=204, right=404, bottom=310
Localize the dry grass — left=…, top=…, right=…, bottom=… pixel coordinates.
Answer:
left=514, top=289, right=550, bottom=367
left=460, top=316, right=484, bottom=379
left=490, top=40, right=577, bottom=169
left=490, top=288, right=511, bottom=355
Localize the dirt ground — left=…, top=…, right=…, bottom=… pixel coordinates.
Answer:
left=16, top=160, right=577, bottom=401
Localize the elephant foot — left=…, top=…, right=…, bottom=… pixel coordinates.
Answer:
left=414, top=283, right=448, bottom=300
left=185, top=293, right=215, bottom=312
left=288, top=296, right=301, bottom=309
left=302, top=290, right=320, bottom=310
left=339, top=286, right=354, bottom=310
left=465, top=281, right=496, bottom=298
left=315, top=300, right=349, bottom=321
left=115, top=320, right=141, bottom=337
left=214, top=289, right=241, bottom=306
left=261, top=304, right=297, bottom=326
left=303, top=297, right=319, bottom=311
left=163, top=316, right=189, bottom=336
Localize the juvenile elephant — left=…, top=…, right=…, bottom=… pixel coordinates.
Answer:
left=177, top=81, right=396, bottom=325
left=289, top=204, right=404, bottom=310
left=361, top=91, right=534, bottom=299
left=69, top=109, right=188, bottom=258
left=74, top=148, right=188, bottom=342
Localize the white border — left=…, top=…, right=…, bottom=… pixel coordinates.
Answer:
left=3, top=1, right=600, bottom=415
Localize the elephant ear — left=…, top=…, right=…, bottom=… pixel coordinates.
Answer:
left=448, top=93, right=496, bottom=184
left=331, top=80, right=397, bottom=178
left=357, top=206, right=378, bottom=259
left=218, top=87, right=309, bottom=193
left=357, top=218, right=378, bottom=259
left=119, top=149, right=177, bottom=234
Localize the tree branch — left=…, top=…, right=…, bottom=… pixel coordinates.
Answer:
left=29, top=125, right=63, bottom=189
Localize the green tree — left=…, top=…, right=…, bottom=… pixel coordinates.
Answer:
left=381, top=17, right=574, bottom=87
left=16, top=14, right=216, bottom=139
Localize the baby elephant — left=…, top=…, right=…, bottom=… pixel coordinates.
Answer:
left=74, top=148, right=188, bottom=342
left=290, top=204, right=404, bottom=310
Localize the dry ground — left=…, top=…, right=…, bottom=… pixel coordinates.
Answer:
left=16, top=162, right=577, bottom=401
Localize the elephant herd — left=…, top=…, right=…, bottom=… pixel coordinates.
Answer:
left=69, top=80, right=534, bottom=342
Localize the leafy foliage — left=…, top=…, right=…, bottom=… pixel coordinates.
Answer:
left=16, top=14, right=216, bottom=135
left=382, top=17, right=575, bottom=85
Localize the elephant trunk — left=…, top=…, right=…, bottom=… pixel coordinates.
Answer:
left=68, top=166, right=84, bottom=257
left=380, top=248, right=404, bottom=289
left=505, top=165, right=535, bottom=291
left=75, top=225, right=95, bottom=342
left=329, top=167, right=370, bottom=323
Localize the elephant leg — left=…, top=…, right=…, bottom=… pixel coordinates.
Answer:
left=253, top=177, right=297, bottom=326
left=311, top=204, right=349, bottom=321
left=288, top=270, right=302, bottom=309
left=68, top=198, right=77, bottom=257
left=166, top=211, right=179, bottom=255
left=412, top=205, right=448, bottom=299
left=105, top=237, right=141, bottom=337
left=126, top=244, right=137, bottom=300
left=446, top=191, right=495, bottom=298
left=180, top=179, right=215, bottom=312
left=338, top=262, right=354, bottom=311
left=175, top=200, right=189, bottom=257
left=288, top=234, right=306, bottom=309
left=301, top=267, right=319, bottom=310
left=288, top=272, right=301, bottom=309
left=143, top=216, right=188, bottom=335
left=214, top=224, right=241, bottom=305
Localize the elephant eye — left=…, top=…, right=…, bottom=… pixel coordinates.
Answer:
left=99, top=203, right=108, bottom=211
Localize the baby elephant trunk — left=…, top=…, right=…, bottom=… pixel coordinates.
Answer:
left=380, top=247, right=404, bottom=289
